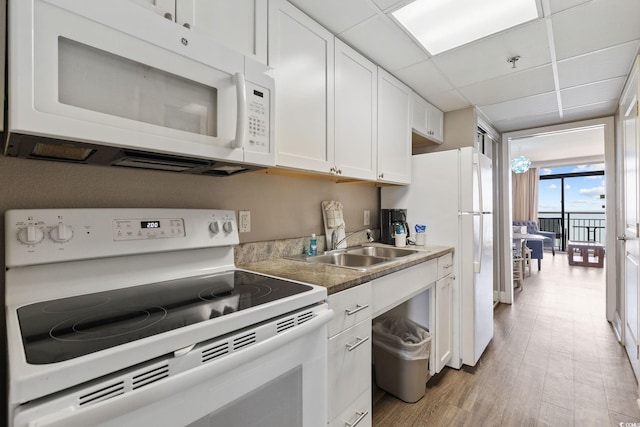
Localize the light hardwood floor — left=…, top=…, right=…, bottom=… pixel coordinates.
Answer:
left=373, top=252, right=640, bottom=426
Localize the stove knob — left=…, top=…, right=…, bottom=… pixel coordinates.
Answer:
left=50, top=224, right=73, bottom=243
left=223, top=221, right=234, bottom=234
left=17, top=226, right=45, bottom=245
left=209, top=221, right=220, bottom=235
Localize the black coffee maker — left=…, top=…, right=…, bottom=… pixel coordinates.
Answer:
left=380, top=209, right=409, bottom=245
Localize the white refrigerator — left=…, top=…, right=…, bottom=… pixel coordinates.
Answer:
left=381, top=146, right=493, bottom=368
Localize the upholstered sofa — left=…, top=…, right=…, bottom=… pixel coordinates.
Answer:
left=513, top=220, right=556, bottom=256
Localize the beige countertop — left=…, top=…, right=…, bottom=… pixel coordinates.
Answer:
left=237, top=244, right=454, bottom=295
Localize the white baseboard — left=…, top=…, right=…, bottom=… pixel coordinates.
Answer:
left=494, top=290, right=507, bottom=304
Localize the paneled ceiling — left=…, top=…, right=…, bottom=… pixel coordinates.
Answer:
left=287, top=0, right=640, bottom=133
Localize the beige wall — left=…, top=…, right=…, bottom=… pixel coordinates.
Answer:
left=0, top=155, right=379, bottom=251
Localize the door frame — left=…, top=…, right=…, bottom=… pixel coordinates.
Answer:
left=498, top=117, right=616, bottom=324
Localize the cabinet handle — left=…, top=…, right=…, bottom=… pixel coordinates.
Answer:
left=345, top=410, right=369, bottom=427
left=345, top=304, right=369, bottom=316
left=378, top=173, right=384, bottom=179
left=346, top=336, right=369, bottom=352
left=183, top=22, right=191, bottom=29
left=164, top=12, right=174, bottom=21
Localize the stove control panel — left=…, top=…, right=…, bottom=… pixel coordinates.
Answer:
left=5, top=209, right=239, bottom=267
left=113, top=218, right=185, bottom=241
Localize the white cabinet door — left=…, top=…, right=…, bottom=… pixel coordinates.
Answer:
left=269, top=0, right=335, bottom=173
left=328, top=319, right=371, bottom=422
left=435, top=274, right=453, bottom=372
left=411, top=93, right=429, bottom=137
left=377, top=68, right=411, bottom=184
left=178, top=0, right=267, bottom=63
left=128, top=0, right=175, bottom=19
left=426, top=101, right=444, bottom=143
left=334, top=39, right=377, bottom=180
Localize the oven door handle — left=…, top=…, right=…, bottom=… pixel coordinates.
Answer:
left=23, top=309, right=334, bottom=427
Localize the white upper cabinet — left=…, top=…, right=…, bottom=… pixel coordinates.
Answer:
left=129, top=0, right=267, bottom=63
left=334, top=39, right=377, bottom=180
left=269, top=0, right=335, bottom=173
left=412, top=93, right=443, bottom=144
left=377, top=69, right=412, bottom=184
left=178, top=0, right=267, bottom=64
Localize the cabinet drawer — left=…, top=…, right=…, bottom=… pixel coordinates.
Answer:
left=437, top=253, right=453, bottom=279
left=328, top=319, right=371, bottom=421
left=372, top=261, right=436, bottom=317
left=328, top=283, right=372, bottom=337
left=329, top=387, right=371, bottom=427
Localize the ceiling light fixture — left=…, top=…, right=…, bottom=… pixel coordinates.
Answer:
left=392, top=0, right=540, bottom=56
left=511, top=155, right=531, bottom=174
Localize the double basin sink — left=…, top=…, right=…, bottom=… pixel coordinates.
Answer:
left=287, top=245, right=423, bottom=271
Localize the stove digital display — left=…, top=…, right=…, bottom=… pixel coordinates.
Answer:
left=141, top=220, right=160, bottom=229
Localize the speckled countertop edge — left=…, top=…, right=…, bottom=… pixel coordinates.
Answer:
left=237, top=244, right=454, bottom=295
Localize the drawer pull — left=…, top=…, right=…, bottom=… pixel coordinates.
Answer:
left=345, top=304, right=369, bottom=316
left=346, top=336, right=369, bottom=352
left=345, top=410, right=369, bottom=427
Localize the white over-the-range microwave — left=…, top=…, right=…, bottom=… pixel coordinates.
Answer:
left=5, top=0, right=275, bottom=176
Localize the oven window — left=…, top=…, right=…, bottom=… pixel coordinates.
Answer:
left=58, top=37, right=218, bottom=137
left=188, top=367, right=302, bottom=427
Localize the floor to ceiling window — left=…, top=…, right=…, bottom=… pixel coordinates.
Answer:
left=538, top=164, right=605, bottom=251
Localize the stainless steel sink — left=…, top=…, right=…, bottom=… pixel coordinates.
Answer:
left=305, top=252, right=388, bottom=269
left=345, top=246, right=420, bottom=258
left=286, top=245, right=422, bottom=271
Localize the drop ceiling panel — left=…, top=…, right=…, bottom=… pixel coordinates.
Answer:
left=459, top=65, right=555, bottom=106
left=562, top=100, right=619, bottom=120
left=557, top=40, right=640, bottom=89
left=371, top=0, right=408, bottom=12
left=552, top=0, right=640, bottom=60
left=394, top=60, right=453, bottom=98
left=548, top=0, right=592, bottom=15
left=427, top=90, right=471, bottom=112
left=287, top=0, right=377, bottom=34
left=493, top=111, right=563, bottom=132
left=560, top=76, right=626, bottom=108
left=431, top=20, right=551, bottom=88
left=480, top=92, right=559, bottom=123
left=339, top=14, right=429, bottom=71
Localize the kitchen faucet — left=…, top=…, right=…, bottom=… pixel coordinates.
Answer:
left=331, top=228, right=374, bottom=251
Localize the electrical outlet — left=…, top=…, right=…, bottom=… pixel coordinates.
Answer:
left=364, top=210, right=370, bottom=226
left=239, top=211, right=251, bottom=233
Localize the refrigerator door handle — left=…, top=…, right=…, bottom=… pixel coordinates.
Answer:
left=474, top=154, right=483, bottom=274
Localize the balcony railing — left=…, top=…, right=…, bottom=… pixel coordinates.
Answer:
left=538, top=212, right=606, bottom=251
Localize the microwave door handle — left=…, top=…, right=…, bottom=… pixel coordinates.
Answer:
left=232, top=72, right=247, bottom=149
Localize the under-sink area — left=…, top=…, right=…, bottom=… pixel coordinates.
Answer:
left=286, top=245, right=425, bottom=271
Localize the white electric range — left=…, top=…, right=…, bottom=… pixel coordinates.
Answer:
left=5, top=208, right=332, bottom=427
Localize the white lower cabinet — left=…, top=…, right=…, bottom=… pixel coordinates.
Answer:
left=327, top=283, right=372, bottom=426
left=329, top=388, right=372, bottom=427
left=434, top=274, right=453, bottom=373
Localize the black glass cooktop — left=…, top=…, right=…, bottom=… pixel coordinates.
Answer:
left=17, top=271, right=313, bottom=364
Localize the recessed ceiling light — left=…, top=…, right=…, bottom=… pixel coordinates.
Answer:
left=392, top=0, right=540, bottom=55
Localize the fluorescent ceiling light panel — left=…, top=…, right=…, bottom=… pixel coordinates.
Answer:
left=392, top=0, right=540, bottom=55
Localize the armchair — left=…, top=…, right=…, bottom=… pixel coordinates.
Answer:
left=513, top=220, right=556, bottom=256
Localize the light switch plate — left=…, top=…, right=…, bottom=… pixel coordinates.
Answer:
left=239, top=211, right=251, bottom=233
left=364, top=210, right=370, bottom=226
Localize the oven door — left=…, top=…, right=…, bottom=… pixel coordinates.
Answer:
left=14, top=308, right=332, bottom=427
left=9, top=0, right=271, bottom=164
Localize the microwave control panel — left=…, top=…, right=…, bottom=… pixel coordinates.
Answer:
left=246, top=82, right=270, bottom=154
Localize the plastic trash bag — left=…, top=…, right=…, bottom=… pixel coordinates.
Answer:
left=372, top=317, right=431, bottom=361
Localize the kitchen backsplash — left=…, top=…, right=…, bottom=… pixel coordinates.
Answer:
left=234, top=230, right=380, bottom=264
